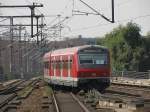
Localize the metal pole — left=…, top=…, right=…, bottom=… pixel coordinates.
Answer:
left=27, top=39, right=29, bottom=73
left=30, top=7, right=34, bottom=38
left=41, top=15, right=43, bottom=44
left=10, top=17, right=13, bottom=75
left=24, top=31, right=27, bottom=77
left=111, top=0, right=114, bottom=23
left=19, top=25, right=24, bottom=79
left=36, top=16, right=39, bottom=45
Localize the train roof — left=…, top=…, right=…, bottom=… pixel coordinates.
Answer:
left=43, top=52, right=51, bottom=59
left=45, top=45, right=108, bottom=56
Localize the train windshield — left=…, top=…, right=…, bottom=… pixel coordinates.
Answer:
left=79, top=54, right=107, bottom=65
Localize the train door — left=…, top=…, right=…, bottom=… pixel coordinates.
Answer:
left=60, top=56, right=63, bottom=78
left=51, top=56, right=56, bottom=77
left=55, top=56, right=61, bottom=77
left=62, top=55, right=68, bottom=77
left=54, top=56, right=56, bottom=77
left=68, top=55, right=72, bottom=77
left=50, top=57, right=53, bottom=77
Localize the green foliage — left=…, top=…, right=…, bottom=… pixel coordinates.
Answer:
left=97, top=22, right=150, bottom=71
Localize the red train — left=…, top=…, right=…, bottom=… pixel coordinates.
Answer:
left=43, top=45, right=111, bottom=90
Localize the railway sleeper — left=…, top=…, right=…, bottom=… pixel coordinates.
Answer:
left=42, top=97, right=52, bottom=104
left=41, top=104, right=50, bottom=109
left=9, top=99, right=21, bottom=105
left=41, top=96, right=52, bottom=109
left=0, top=94, right=17, bottom=108
left=1, top=104, right=18, bottom=112
left=17, top=88, right=33, bottom=99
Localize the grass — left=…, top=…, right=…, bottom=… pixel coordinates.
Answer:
left=43, top=85, right=52, bottom=97
left=18, top=86, right=33, bottom=98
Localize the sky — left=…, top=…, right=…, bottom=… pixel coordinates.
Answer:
left=0, top=0, right=150, bottom=39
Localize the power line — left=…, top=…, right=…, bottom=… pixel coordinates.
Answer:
left=72, top=0, right=114, bottom=23
left=46, top=15, right=61, bottom=26
left=63, top=14, right=150, bottom=36
left=0, top=29, right=9, bottom=34
left=59, top=0, right=72, bottom=15
left=0, top=18, right=8, bottom=22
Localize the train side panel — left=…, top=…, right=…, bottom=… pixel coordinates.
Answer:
left=46, top=54, right=78, bottom=87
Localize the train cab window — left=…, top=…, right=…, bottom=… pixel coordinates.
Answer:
left=93, top=55, right=107, bottom=64
left=79, top=55, right=93, bottom=64
left=79, top=54, right=107, bottom=65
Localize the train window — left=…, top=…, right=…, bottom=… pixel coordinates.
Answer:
left=68, top=60, right=72, bottom=69
left=60, top=61, right=63, bottom=69
left=56, top=62, right=60, bottom=69
left=59, top=61, right=63, bottom=69
left=79, top=54, right=107, bottom=65
left=93, top=54, right=107, bottom=64
left=63, top=61, right=68, bottom=69
left=52, top=62, right=56, bottom=69
left=79, top=55, right=93, bottom=64
left=61, top=58, right=72, bottom=69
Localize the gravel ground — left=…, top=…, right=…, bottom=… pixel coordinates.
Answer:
left=17, top=88, right=43, bottom=112
left=16, top=82, right=53, bottom=112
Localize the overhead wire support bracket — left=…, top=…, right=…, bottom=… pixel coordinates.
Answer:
left=0, top=15, right=44, bottom=18
left=73, top=0, right=115, bottom=23
left=0, top=3, right=44, bottom=38
left=0, top=4, right=43, bottom=8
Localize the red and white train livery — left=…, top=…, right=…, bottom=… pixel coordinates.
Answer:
left=43, top=45, right=111, bottom=89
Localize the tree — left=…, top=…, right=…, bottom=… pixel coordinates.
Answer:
left=97, top=22, right=146, bottom=71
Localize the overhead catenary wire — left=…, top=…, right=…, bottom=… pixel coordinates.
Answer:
left=46, top=15, right=61, bottom=27
left=0, top=18, right=9, bottom=22
left=72, top=0, right=114, bottom=23
left=59, top=0, right=73, bottom=15
left=23, top=0, right=74, bottom=47
left=62, top=14, right=150, bottom=37
left=73, top=14, right=150, bottom=31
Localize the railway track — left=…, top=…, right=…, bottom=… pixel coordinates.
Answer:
left=49, top=81, right=150, bottom=112
left=0, top=78, right=40, bottom=112
left=1, top=77, right=149, bottom=112
left=52, top=90, right=91, bottom=112
left=0, top=80, right=24, bottom=95
left=111, top=77, right=150, bottom=88
left=76, top=85, right=150, bottom=112
left=107, top=83, right=150, bottom=99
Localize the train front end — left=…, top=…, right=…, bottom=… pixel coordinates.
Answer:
left=76, top=45, right=110, bottom=90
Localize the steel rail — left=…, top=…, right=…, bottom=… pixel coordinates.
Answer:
left=70, top=93, right=90, bottom=112
left=52, top=91, right=60, bottom=112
